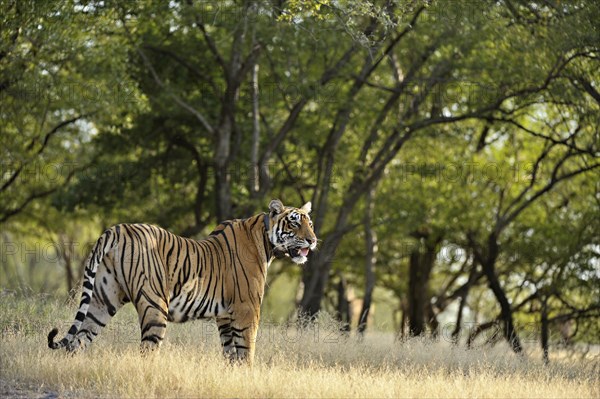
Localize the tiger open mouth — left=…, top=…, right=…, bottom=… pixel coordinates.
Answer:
left=288, top=246, right=310, bottom=259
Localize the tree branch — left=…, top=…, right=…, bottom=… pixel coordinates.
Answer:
left=499, top=160, right=600, bottom=232
left=0, top=161, right=86, bottom=224
left=142, top=44, right=217, bottom=90
left=1, top=113, right=92, bottom=194
left=490, top=117, right=594, bottom=155
left=170, top=136, right=208, bottom=234
left=136, top=45, right=215, bottom=135
left=119, top=15, right=214, bottom=135
left=192, top=5, right=228, bottom=74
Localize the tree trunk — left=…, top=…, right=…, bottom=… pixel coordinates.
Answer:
left=250, top=62, right=260, bottom=196
left=427, top=302, right=440, bottom=338
left=58, top=234, right=78, bottom=299
left=478, top=234, right=523, bottom=353
left=214, top=115, right=233, bottom=221
left=407, top=237, right=438, bottom=336
left=171, top=136, right=209, bottom=237
left=398, top=301, right=407, bottom=340
left=299, top=204, right=353, bottom=319
left=451, top=264, right=477, bottom=343
left=358, top=188, right=377, bottom=335
left=541, top=296, right=549, bottom=364
left=299, top=251, right=327, bottom=321
left=62, top=241, right=75, bottom=295
left=336, top=274, right=351, bottom=334
left=408, top=250, right=426, bottom=336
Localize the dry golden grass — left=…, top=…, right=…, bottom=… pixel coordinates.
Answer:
left=1, top=294, right=598, bottom=398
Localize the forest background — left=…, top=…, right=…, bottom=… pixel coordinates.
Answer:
left=1, top=0, right=599, bottom=364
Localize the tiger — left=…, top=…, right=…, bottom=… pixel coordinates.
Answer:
left=48, top=199, right=317, bottom=364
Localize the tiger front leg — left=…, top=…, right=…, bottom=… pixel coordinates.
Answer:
left=221, top=307, right=260, bottom=365
left=216, top=316, right=236, bottom=360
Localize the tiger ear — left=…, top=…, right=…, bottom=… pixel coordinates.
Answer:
left=301, top=201, right=312, bottom=213
left=269, top=199, right=285, bottom=215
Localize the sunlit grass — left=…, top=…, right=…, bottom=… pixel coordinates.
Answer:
left=1, top=293, right=598, bottom=398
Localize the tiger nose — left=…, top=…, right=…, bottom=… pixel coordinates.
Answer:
left=307, top=237, right=316, bottom=246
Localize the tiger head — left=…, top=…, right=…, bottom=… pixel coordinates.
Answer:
left=267, top=199, right=317, bottom=264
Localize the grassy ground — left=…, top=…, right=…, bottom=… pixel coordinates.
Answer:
left=0, top=292, right=598, bottom=398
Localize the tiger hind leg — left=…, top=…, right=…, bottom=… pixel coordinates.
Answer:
left=68, top=266, right=126, bottom=352
left=135, top=293, right=169, bottom=353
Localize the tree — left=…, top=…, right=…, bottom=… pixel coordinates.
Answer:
left=357, top=188, right=377, bottom=335
left=1, top=0, right=141, bottom=224
left=299, top=0, right=600, bottom=320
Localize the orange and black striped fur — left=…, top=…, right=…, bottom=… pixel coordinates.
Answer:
left=48, top=199, right=316, bottom=363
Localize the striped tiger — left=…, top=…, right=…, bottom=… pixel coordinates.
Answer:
left=47, top=199, right=316, bottom=364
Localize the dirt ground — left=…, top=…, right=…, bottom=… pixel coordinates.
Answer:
left=0, top=379, right=60, bottom=399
